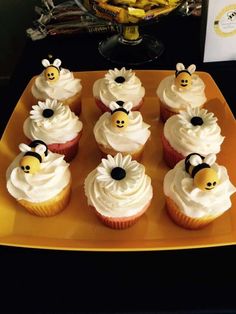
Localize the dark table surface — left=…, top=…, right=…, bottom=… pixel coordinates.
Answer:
left=1, top=13, right=236, bottom=313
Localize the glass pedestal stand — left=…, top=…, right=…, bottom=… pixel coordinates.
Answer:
left=98, top=25, right=164, bottom=65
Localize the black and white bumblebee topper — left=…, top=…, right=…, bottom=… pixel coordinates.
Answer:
left=175, top=63, right=196, bottom=90
left=19, top=140, right=48, bottom=175
left=42, top=58, right=62, bottom=83
left=185, top=153, right=219, bottom=191
left=109, top=101, right=133, bottom=130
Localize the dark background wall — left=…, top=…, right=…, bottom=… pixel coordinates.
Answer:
left=0, top=1, right=40, bottom=87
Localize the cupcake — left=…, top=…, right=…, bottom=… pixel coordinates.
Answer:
left=31, top=58, right=82, bottom=116
left=93, top=101, right=151, bottom=160
left=162, top=107, right=224, bottom=168
left=6, top=140, right=72, bottom=217
left=93, top=67, right=145, bottom=113
left=23, top=99, right=83, bottom=162
left=84, top=153, right=153, bottom=229
left=163, top=153, right=236, bottom=229
left=157, top=63, right=207, bottom=122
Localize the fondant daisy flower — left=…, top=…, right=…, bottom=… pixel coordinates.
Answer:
left=30, top=99, right=64, bottom=127
left=178, top=107, right=217, bottom=129
left=96, top=153, right=143, bottom=192
left=104, top=67, right=134, bottom=87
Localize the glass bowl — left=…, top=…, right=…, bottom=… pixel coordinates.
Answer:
left=80, top=0, right=183, bottom=65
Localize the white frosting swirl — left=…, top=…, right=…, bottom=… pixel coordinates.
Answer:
left=93, top=68, right=145, bottom=108
left=157, top=74, right=206, bottom=110
left=163, top=108, right=224, bottom=156
left=94, top=111, right=151, bottom=152
left=23, top=99, right=83, bottom=144
left=84, top=154, right=153, bottom=217
left=6, top=152, right=71, bottom=202
left=32, top=68, right=82, bottom=100
left=163, top=160, right=236, bottom=218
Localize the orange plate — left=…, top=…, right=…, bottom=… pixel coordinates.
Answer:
left=0, top=70, right=236, bottom=251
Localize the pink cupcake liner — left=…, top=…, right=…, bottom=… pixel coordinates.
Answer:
left=90, top=201, right=151, bottom=229
left=161, top=133, right=185, bottom=168
left=47, top=132, right=82, bottom=162
left=159, top=102, right=178, bottom=123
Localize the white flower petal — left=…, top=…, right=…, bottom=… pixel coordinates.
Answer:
left=95, top=152, right=143, bottom=191
left=97, top=166, right=108, bottom=176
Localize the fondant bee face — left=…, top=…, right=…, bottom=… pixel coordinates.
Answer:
left=19, top=140, right=48, bottom=175
left=175, top=71, right=192, bottom=90
left=194, top=168, right=219, bottom=191
left=111, top=110, right=129, bottom=129
left=44, top=66, right=60, bottom=83
left=20, top=155, right=41, bottom=175
left=185, top=153, right=219, bottom=191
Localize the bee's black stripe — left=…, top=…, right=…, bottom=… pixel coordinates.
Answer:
left=185, top=153, right=204, bottom=174
left=112, top=108, right=129, bottom=115
left=29, top=140, right=48, bottom=156
left=24, top=151, right=42, bottom=163
left=191, top=163, right=210, bottom=178
left=175, top=69, right=191, bottom=77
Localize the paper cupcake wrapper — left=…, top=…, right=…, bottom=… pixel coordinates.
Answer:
left=97, top=143, right=145, bottom=161
left=95, top=98, right=144, bottom=113
left=90, top=201, right=151, bottom=229
left=161, top=133, right=185, bottom=168
left=47, top=132, right=82, bottom=162
left=165, top=196, right=222, bottom=230
left=63, top=91, right=82, bottom=116
left=159, top=102, right=179, bottom=123
left=18, top=182, right=71, bottom=217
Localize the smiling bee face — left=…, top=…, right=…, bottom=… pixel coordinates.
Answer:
left=44, top=66, right=60, bottom=83
left=175, top=71, right=192, bottom=90
left=193, top=168, right=219, bottom=191
left=185, top=153, right=220, bottom=192
left=19, top=140, right=48, bottom=175
left=20, top=155, right=41, bottom=175
left=111, top=110, right=129, bottom=130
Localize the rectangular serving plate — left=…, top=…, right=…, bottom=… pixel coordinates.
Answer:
left=0, top=70, right=235, bottom=251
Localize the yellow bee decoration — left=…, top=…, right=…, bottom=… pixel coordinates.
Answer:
left=175, top=63, right=196, bottom=90
left=19, top=140, right=48, bottom=175
left=42, top=58, right=62, bottom=83
left=111, top=109, right=129, bottom=129
left=185, top=153, right=219, bottom=191
left=109, top=101, right=133, bottom=130
left=20, top=154, right=41, bottom=175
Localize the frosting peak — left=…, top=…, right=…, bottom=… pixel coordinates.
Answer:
left=6, top=150, right=71, bottom=203
left=157, top=64, right=206, bottom=110
left=93, top=68, right=145, bottom=108
left=23, top=99, right=83, bottom=144
left=84, top=153, right=153, bottom=218
left=164, top=159, right=236, bottom=218
left=94, top=110, right=151, bottom=153
left=32, top=65, right=82, bottom=101
left=163, top=107, right=224, bottom=156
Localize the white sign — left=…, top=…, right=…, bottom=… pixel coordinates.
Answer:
left=203, top=0, right=236, bottom=62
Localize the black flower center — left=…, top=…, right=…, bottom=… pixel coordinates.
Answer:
left=111, top=167, right=126, bottom=180
left=43, top=108, right=54, bottom=118
left=115, top=76, right=125, bottom=84
left=190, top=116, right=203, bottom=126
left=116, top=100, right=124, bottom=107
